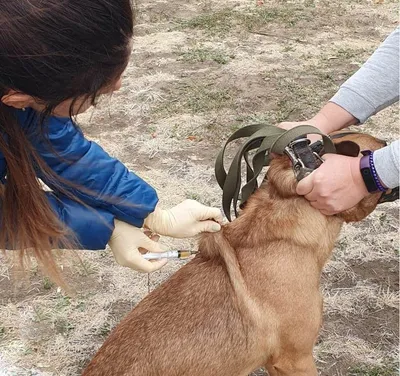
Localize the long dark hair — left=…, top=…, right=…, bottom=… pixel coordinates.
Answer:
left=0, top=0, right=134, bottom=287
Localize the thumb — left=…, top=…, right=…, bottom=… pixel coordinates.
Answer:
left=196, top=206, right=224, bottom=223
left=193, top=220, right=221, bottom=235
left=296, top=173, right=315, bottom=196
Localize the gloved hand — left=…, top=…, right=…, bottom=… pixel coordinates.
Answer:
left=109, top=219, right=168, bottom=273
left=144, top=199, right=223, bottom=238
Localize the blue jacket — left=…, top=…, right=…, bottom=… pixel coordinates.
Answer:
left=1, top=108, right=159, bottom=250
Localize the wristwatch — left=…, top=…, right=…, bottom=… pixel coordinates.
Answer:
left=360, top=150, right=387, bottom=193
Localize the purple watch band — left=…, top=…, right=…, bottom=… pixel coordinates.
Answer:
left=360, top=150, right=387, bottom=193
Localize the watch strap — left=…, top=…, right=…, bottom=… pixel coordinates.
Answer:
left=360, top=150, right=387, bottom=193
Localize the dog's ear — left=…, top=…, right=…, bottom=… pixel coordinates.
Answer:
left=334, top=140, right=360, bottom=157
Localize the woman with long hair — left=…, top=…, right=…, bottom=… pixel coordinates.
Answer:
left=0, top=0, right=222, bottom=286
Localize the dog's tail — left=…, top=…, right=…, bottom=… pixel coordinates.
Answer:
left=199, top=231, right=263, bottom=328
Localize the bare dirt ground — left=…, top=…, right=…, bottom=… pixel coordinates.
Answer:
left=0, top=1, right=398, bottom=375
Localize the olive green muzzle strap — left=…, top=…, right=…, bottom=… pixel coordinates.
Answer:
left=215, top=124, right=336, bottom=221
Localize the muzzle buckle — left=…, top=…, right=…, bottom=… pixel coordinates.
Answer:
left=284, top=137, right=320, bottom=181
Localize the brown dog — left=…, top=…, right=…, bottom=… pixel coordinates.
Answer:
left=83, top=132, right=391, bottom=376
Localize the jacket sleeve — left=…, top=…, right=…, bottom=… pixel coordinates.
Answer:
left=46, top=192, right=115, bottom=250
left=19, top=109, right=159, bottom=228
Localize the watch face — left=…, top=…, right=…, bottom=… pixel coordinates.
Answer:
left=361, top=149, right=372, bottom=156
left=360, top=154, right=378, bottom=193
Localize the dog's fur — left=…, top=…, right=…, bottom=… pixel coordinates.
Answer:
left=83, top=133, right=388, bottom=376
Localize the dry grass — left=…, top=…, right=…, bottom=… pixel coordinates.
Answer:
left=0, top=0, right=398, bottom=375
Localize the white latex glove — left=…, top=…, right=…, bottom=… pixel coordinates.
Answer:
left=144, top=199, right=223, bottom=238
left=108, top=220, right=168, bottom=273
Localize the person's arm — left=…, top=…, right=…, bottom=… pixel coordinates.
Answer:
left=278, top=27, right=399, bottom=214
left=284, top=27, right=399, bottom=134
left=25, top=112, right=158, bottom=228
left=17, top=109, right=222, bottom=236
left=47, top=192, right=168, bottom=272
left=329, top=26, right=399, bottom=126
left=373, top=140, right=399, bottom=189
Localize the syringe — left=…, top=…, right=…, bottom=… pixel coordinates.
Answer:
left=142, top=250, right=197, bottom=260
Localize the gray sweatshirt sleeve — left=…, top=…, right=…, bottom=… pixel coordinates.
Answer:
left=330, top=27, right=399, bottom=123
left=330, top=27, right=399, bottom=188
left=373, top=140, right=399, bottom=189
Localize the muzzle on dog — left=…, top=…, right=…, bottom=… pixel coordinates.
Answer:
left=216, top=124, right=398, bottom=220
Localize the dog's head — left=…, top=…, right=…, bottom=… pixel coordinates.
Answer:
left=267, top=131, right=397, bottom=222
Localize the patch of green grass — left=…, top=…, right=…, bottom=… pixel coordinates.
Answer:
left=186, top=192, right=201, bottom=201
left=335, top=47, right=367, bottom=60
left=335, top=238, right=349, bottom=254
left=264, top=68, right=338, bottom=122
left=23, top=347, right=34, bottom=356
left=154, top=83, right=234, bottom=116
left=99, top=321, right=113, bottom=337
left=76, top=259, right=98, bottom=276
left=32, top=306, right=51, bottom=323
left=186, top=86, right=232, bottom=113
left=30, top=264, right=39, bottom=276
left=178, top=9, right=235, bottom=35
left=56, top=295, right=71, bottom=310
left=43, top=277, right=54, bottom=290
left=178, top=47, right=234, bottom=65
left=242, top=7, right=311, bottom=30
left=54, top=318, right=75, bottom=336
left=177, top=6, right=313, bottom=36
left=282, top=44, right=296, bottom=53
left=319, top=47, right=370, bottom=65
left=348, top=362, right=398, bottom=376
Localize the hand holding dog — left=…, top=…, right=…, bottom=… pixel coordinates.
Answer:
left=144, top=199, right=223, bottom=238
left=296, top=154, right=369, bottom=215
left=277, top=111, right=369, bottom=215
